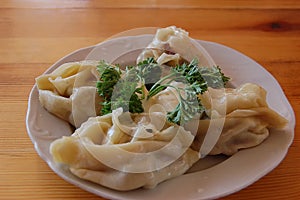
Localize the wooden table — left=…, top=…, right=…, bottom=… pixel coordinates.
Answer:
left=1, top=0, right=299, bottom=199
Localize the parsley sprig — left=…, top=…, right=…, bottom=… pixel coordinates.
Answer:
left=96, top=61, right=121, bottom=115
left=147, top=59, right=229, bottom=124
left=96, top=58, right=161, bottom=115
left=96, top=58, right=229, bottom=125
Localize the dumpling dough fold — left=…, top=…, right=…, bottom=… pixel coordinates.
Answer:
left=36, top=61, right=102, bottom=127
left=50, top=108, right=199, bottom=191
left=192, top=83, right=288, bottom=155
left=137, top=26, right=215, bottom=66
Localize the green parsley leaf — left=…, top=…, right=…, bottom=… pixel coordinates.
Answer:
left=148, top=58, right=230, bottom=125
left=96, top=61, right=121, bottom=115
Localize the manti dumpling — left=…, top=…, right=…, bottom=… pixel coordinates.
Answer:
left=50, top=108, right=199, bottom=191
left=192, top=83, right=288, bottom=156
left=136, top=26, right=214, bottom=66
left=36, top=60, right=102, bottom=128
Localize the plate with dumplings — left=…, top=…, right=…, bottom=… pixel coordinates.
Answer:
left=26, top=26, right=295, bottom=200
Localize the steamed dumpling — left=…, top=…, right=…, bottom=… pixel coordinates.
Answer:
left=192, top=83, right=288, bottom=155
left=36, top=60, right=102, bottom=128
left=200, top=83, right=268, bottom=116
left=137, top=26, right=215, bottom=66
left=50, top=108, right=199, bottom=191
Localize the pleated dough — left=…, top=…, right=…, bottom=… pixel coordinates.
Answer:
left=192, top=83, right=288, bottom=155
left=137, top=26, right=213, bottom=66
left=50, top=108, right=199, bottom=191
left=36, top=60, right=102, bottom=128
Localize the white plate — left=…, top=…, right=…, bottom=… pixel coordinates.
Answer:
left=26, top=35, right=295, bottom=200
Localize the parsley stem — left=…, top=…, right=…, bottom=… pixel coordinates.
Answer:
left=147, top=72, right=178, bottom=99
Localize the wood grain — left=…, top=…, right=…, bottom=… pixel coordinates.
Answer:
left=2, top=0, right=300, bottom=9
left=0, top=1, right=299, bottom=200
